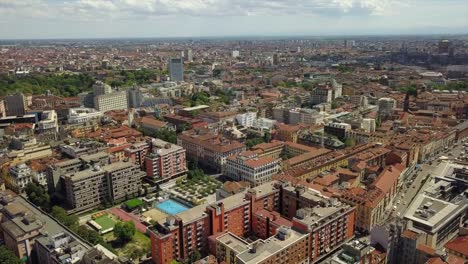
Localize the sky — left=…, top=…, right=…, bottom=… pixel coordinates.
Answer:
left=0, top=0, right=467, bottom=39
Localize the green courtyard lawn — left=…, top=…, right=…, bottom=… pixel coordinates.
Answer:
left=93, top=215, right=116, bottom=232
left=124, top=198, right=143, bottom=210
left=102, top=231, right=151, bottom=261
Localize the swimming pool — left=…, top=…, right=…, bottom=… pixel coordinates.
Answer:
left=156, top=199, right=189, bottom=215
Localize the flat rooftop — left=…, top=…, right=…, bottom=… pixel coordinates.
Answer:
left=236, top=229, right=306, bottom=264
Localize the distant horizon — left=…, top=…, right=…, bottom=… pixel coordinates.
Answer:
left=2, top=32, right=468, bottom=42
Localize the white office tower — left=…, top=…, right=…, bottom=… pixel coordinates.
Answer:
left=362, top=118, right=376, bottom=133
left=378, top=98, right=396, bottom=118
left=185, top=49, right=193, bottom=62
left=232, top=50, right=240, bottom=58
left=236, top=112, right=257, bottom=127
left=169, top=58, right=184, bottom=82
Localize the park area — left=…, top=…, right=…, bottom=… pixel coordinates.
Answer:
left=102, top=230, right=151, bottom=261
left=83, top=208, right=151, bottom=262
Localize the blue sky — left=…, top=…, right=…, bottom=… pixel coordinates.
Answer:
left=0, top=0, right=467, bottom=39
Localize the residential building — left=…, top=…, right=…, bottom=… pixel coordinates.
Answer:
left=311, top=84, right=333, bottom=105
left=235, top=112, right=257, bottom=127
left=35, top=232, right=88, bottom=264
left=215, top=227, right=309, bottom=264
left=225, top=151, right=281, bottom=187
left=177, top=129, right=245, bottom=172
left=145, top=138, right=187, bottom=180
left=252, top=118, right=276, bottom=130
left=340, top=165, right=401, bottom=232
left=325, top=122, right=352, bottom=139
left=6, top=163, right=33, bottom=193
left=149, top=180, right=355, bottom=264
left=275, top=124, right=302, bottom=143
left=5, top=93, right=26, bottom=116
left=125, top=140, right=151, bottom=169
left=46, top=152, right=109, bottom=194
left=0, top=192, right=90, bottom=261
left=62, top=160, right=145, bottom=213
left=169, top=58, right=184, bottom=82
left=93, top=91, right=128, bottom=113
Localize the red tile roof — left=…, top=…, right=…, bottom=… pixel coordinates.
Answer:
left=444, top=236, right=468, bottom=257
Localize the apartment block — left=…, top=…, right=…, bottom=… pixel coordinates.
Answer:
left=150, top=180, right=355, bottom=264
left=225, top=151, right=280, bottom=187
left=62, top=160, right=145, bottom=213
left=125, top=140, right=151, bottom=169
left=235, top=112, right=257, bottom=127
left=292, top=206, right=355, bottom=263
left=145, top=138, right=187, bottom=180
left=93, top=91, right=128, bottom=113
left=215, top=227, right=309, bottom=264
left=150, top=182, right=279, bottom=264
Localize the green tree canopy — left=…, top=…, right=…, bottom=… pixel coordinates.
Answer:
left=0, top=73, right=94, bottom=96
left=51, top=206, right=79, bottom=229
left=246, top=137, right=265, bottom=149
left=0, top=246, right=22, bottom=264
left=25, top=183, right=50, bottom=211
left=344, top=138, right=356, bottom=148
left=114, top=221, right=136, bottom=243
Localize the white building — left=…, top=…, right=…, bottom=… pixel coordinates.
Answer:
left=378, top=98, right=396, bottom=118
left=8, top=163, right=33, bottom=193
left=93, top=91, right=128, bottom=113
left=362, top=118, right=376, bottom=133
left=68, top=108, right=103, bottom=124
left=38, top=110, right=58, bottom=132
left=232, top=50, right=240, bottom=58
left=350, top=95, right=368, bottom=108
left=236, top=112, right=257, bottom=127
left=225, top=151, right=280, bottom=187
left=252, top=118, right=276, bottom=130
left=289, top=108, right=324, bottom=125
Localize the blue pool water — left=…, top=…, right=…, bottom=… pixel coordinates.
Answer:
left=156, top=199, right=189, bottom=215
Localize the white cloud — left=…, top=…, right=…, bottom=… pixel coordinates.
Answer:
left=0, top=0, right=399, bottom=21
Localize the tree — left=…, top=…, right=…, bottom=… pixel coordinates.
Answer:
left=344, top=138, right=356, bottom=148
left=263, top=132, right=272, bottom=143
left=186, top=250, right=201, bottom=264
left=246, top=137, right=265, bottom=149
left=25, top=183, right=50, bottom=211
left=114, top=221, right=136, bottom=243
left=0, top=246, right=22, bottom=264
left=51, top=206, right=78, bottom=228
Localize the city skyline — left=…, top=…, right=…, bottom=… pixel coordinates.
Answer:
left=1, top=0, right=467, bottom=39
